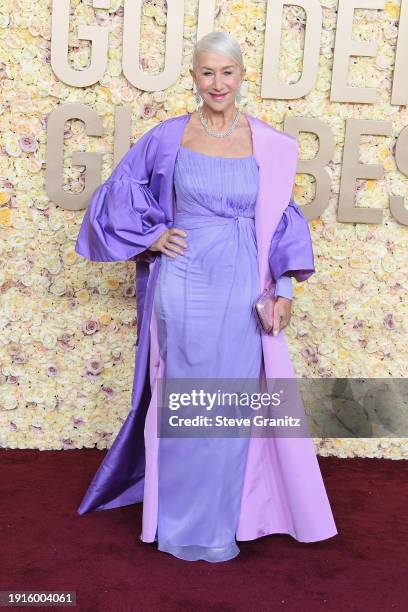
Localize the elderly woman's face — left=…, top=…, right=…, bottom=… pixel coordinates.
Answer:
left=191, top=51, right=243, bottom=109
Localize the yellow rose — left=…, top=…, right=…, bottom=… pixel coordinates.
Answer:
left=0, top=192, right=11, bottom=206
left=100, top=314, right=111, bottom=326
left=106, top=277, right=120, bottom=290
left=0, top=207, right=11, bottom=226
left=77, top=290, right=90, bottom=303
left=385, top=1, right=400, bottom=19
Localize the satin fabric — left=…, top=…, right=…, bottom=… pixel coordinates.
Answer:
left=148, top=146, right=261, bottom=561
left=75, top=113, right=338, bottom=548
left=269, top=199, right=316, bottom=283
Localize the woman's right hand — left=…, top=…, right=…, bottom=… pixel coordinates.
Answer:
left=149, top=227, right=188, bottom=259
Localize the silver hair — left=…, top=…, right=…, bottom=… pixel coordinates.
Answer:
left=192, top=32, right=245, bottom=73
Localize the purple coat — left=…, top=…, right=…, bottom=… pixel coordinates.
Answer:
left=75, top=112, right=337, bottom=543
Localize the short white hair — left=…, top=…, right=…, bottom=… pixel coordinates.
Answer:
left=193, top=32, right=245, bottom=72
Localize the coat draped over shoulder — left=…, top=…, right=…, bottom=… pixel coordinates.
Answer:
left=76, top=125, right=315, bottom=291
left=74, top=113, right=337, bottom=545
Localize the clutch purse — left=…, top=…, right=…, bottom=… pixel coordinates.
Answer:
left=253, top=286, right=277, bottom=334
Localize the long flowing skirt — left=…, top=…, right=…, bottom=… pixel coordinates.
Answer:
left=140, top=212, right=262, bottom=562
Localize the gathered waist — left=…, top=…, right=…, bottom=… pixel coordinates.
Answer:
left=174, top=210, right=255, bottom=228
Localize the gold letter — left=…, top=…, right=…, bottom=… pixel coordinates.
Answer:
left=123, top=0, right=184, bottom=91
left=285, top=117, right=335, bottom=219
left=390, top=127, right=408, bottom=224
left=338, top=119, right=392, bottom=223
left=46, top=104, right=103, bottom=211
left=51, top=0, right=109, bottom=87
left=331, top=0, right=385, bottom=103
left=391, top=0, right=408, bottom=105
left=262, top=0, right=322, bottom=99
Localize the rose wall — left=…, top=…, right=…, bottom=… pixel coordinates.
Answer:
left=0, top=0, right=407, bottom=458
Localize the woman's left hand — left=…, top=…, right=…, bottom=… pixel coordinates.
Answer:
left=271, top=297, right=292, bottom=336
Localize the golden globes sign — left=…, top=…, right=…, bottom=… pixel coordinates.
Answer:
left=46, top=0, right=408, bottom=225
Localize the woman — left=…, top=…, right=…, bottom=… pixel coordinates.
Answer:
left=75, top=32, right=338, bottom=562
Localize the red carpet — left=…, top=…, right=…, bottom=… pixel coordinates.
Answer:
left=1, top=449, right=406, bottom=611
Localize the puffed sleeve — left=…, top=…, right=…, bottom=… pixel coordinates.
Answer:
left=75, top=124, right=168, bottom=263
left=269, top=199, right=315, bottom=284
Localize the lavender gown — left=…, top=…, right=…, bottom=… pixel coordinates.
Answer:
left=74, top=117, right=338, bottom=561
left=148, top=145, right=264, bottom=562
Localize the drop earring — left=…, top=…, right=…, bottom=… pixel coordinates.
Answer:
left=194, top=86, right=202, bottom=109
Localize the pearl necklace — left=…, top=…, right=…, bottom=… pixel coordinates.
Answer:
left=198, top=106, right=241, bottom=138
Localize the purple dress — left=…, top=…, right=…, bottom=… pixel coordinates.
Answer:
left=74, top=115, right=338, bottom=557
left=151, top=146, right=262, bottom=561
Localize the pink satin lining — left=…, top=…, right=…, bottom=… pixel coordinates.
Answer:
left=140, top=302, right=161, bottom=542
left=140, top=305, right=306, bottom=543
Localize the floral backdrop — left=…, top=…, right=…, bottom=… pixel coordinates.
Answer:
left=0, top=0, right=407, bottom=458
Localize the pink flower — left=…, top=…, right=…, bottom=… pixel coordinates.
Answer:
left=62, top=438, right=74, bottom=448
left=86, top=357, right=104, bottom=376
left=19, top=135, right=38, bottom=153
left=141, top=103, right=155, bottom=120
left=301, top=345, right=319, bottom=365
left=383, top=313, right=396, bottom=330
left=101, top=385, right=115, bottom=397
left=8, top=343, right=21, bottom=356
left=82, top=318, right=100, bottom=335
left=59, top=334, right=72, bottom=347
left=13, top=354, right=27, bottom=364
left=123, top=284, right=135, bottom=298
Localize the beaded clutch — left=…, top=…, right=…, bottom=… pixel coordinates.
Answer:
left=253, top=286, right=277, bottom=334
